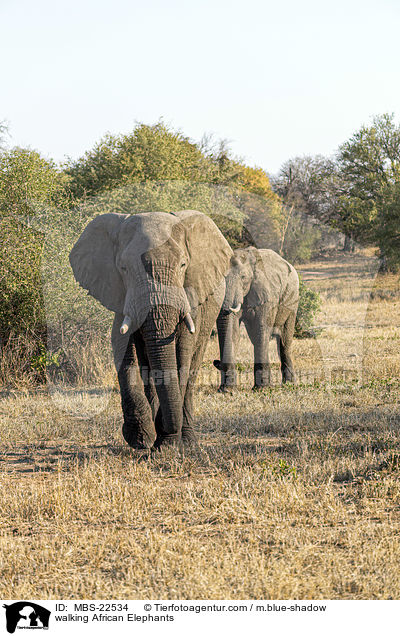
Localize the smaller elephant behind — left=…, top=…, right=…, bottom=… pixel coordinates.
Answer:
left=214, top=246, right=299, bottom=390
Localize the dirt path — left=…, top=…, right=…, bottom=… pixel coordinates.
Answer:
left=297, top=250, right=379, bottom=282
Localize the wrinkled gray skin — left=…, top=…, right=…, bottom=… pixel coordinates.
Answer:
left=214, top=246, right=299, bottom=390
left=69, top=210, right=232, bottom=449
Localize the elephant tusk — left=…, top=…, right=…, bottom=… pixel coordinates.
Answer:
left=229, top=303, right=242, bottom=314
left=120, top=315, right=132, bottom=335
left=184, top=313, right=196, bottom=334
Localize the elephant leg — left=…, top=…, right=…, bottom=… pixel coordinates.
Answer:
left=253, top=329, right=272, bottom=389
left=181, top=340, right=207, bottom=446
left=112, top=314, right=156, bottom=449
left=244, top=308, right=276, bottom=389
left=176, top=332, right=201, bottom=445
left=232, top=314, right=241, bottom=366
left=279, top=312, right=296, bottom=383
left=154, top=407, right=165, bottom=441
left=182, top=381, right=197, bottom=444
left=181, top=296, right=220, bottom=444
left=215, top=312, right=239, bottom=391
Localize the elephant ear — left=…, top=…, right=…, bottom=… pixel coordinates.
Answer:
left=176, top=210, right=233, bottom=307
left=69, top=213, right=128, bottom=312
left=244, top=247, right=281, bottom=308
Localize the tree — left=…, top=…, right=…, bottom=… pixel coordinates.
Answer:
left=0, top=147, right=70, bottom=340
left=0, top=147, right=70, bottom=220
left=273, top=154, right=336, bottom=221
left=273, top=116, right=400, bottom=263
left=336, top=113, right=400, bottom=259
left=64, top=122, right=213, bottom=199
left=64, top=122, right=285, bottom=250
left=375, top=180, right=400, bottom=271
left=231, top=164, right=284, bottom=250
left=272, top=155, right=337, bottom=261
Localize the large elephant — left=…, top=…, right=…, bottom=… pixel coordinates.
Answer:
left=214, top=246, right=299, bottom=390
left=69, top=210, right=232, bottom=449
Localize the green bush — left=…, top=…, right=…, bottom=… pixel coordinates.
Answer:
left=30, top=342, right=63, bottom=382
left=0, top=148, right=71, bottom=340
left=0, top=217, right=45, bottom=339
left=295, top=276, right=322, bottom=338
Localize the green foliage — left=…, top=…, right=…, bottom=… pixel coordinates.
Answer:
left=0, top=217, right=45, bottom=339
left=336, top=113, right=400, bottom=251
left=80, top=179, right=243, bottom=220
left=258, top=458, right=297, bottom=480
left=232, top=164, right=284, bottom=251
left=273, top=118, right=400, bottom=264
left=295, top=276, right=322, bottom=338
left=0, top=148, right=70, bottom=342
left=375, top=180, right=400, bottom=271
left=271, top=459, right=297, bottom=480
left=64, top=122, right=214, bottom=199
left=64, top=122, right=282, bottom=250
left=30, top=342, right=63, bottom=380
left=0, top=147, right=70, bottom=218
left=210, top=214, right=253, bottom=249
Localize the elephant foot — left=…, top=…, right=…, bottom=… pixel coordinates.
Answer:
left=214, top=360, right=237, bottom=390
left=122, top=422, right=155, bottom=449
left=152, top=434, right=182, bottom=450
left=217, top=384, right=237, bottom=393
left=181, top=427, right=199, bottom=447
left=252, top=383, right=272, bottom=392
left=282, top=370, right=296, bottom=384
left=254, top=364, right=270, bottom=388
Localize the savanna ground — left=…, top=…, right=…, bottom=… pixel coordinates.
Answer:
left=1, top=249, right=400, bottom=599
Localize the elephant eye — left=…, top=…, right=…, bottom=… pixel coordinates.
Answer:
left=120, top=265, right=127, bottom=272
left=180, top=262, right=186, bottom=268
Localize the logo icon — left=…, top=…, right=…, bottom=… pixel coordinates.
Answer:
left=3, top=603, right=51, bottom=633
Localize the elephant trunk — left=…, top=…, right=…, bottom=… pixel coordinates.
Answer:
left=111, top=318, right=157, bottom=450
left=222, top=276, right=243, bottom=315
left=140, top=307, right=183, bottom=446
left=122, top=281, right=194, bottom=337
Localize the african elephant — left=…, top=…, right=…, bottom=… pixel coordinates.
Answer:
left=214, top=247, right=299, bottom=390
left=69, top=210, right=232, bottom=449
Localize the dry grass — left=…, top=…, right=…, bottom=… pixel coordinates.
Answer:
left=1, top=249, right=400, bottom=599
left=0, top=330, right=115, bottom=390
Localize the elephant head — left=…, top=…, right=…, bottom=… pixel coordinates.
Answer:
left=215, top=246, right=271, bottom=390
left=69, top=210, right=232, bottom=447
left=221, top=247, right=260, bottom=315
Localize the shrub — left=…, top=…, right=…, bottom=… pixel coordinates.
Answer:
left=295, top=276, right=322, bottom=338
left=0, top=148, right=71, bottom=341
left=0, top=217, right=45, bottom=340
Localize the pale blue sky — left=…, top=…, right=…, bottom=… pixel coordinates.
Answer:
left=1, top=0, right=399, bottom=174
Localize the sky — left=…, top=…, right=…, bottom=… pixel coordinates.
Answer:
left=1, top=0, right=400, bottom=175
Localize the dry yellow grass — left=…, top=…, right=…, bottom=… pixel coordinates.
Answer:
left=1, top=249, right=400, bottom=599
